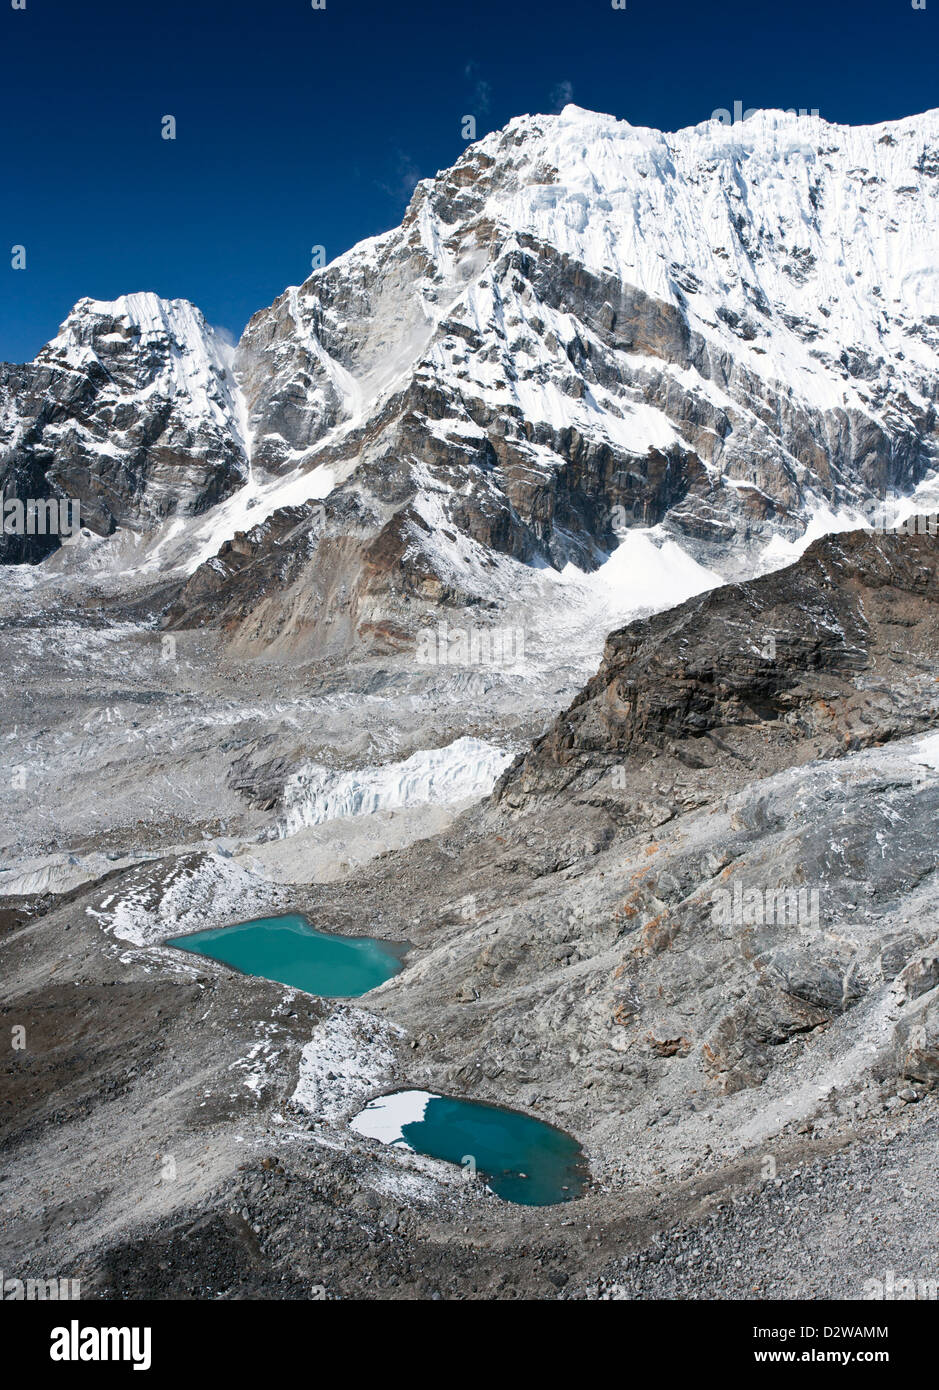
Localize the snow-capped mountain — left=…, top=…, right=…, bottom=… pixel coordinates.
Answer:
left=0, top=293, right=247, bottom=561
left=3, top=106, right=939, bottom=630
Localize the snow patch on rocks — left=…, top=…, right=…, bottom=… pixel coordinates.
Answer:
left=370, top=1163, right=444, bottom=1204
left=87, top=851, right=279, bottom=947
left=230, top=1032, right=282, bottom=1097
left=910, top=730, right=939, bottom=771
left=292, top=1006, right=404, bottom=1124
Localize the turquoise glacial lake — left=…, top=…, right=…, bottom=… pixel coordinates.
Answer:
left=351, top=1090, right=589, bottom=1206
left=166, top=912, right=408, bottom=997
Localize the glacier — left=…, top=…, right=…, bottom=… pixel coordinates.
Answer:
left=278, top=736, right=515, bottom=837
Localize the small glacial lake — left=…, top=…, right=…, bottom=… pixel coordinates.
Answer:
left=166, top=913, right=408, bottom=997
left=351, top=1090, right=588, bottom=1206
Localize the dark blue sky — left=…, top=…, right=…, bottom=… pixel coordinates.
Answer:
left=2, top=0, right=936, bottom=363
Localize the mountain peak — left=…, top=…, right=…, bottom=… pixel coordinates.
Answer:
left=4, top=106, right=939, bottom=596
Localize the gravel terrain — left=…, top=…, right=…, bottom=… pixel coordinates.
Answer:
left=2, top=529, right=938, bottom=1301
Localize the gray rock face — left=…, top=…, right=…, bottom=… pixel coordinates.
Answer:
left=0, top=293, right=247, bottom=562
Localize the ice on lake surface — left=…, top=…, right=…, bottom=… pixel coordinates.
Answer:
left=352, top=1090, right=589, bottom=1206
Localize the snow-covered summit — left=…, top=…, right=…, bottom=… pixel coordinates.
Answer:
left=41, top=291, right=246, bottom=440
left=446, top=102, right=939, bottom=409
left=1, top=290, right=248, bottom=559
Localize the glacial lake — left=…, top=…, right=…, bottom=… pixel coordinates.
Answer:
left=351, top=1090, right=589, bottom=1206
left=166, top=913, right=408, bottom=997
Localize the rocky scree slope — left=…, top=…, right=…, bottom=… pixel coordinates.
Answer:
left=307, top=526, right=939, bottom=1168
left=2, top=527, right=938, bottom=1293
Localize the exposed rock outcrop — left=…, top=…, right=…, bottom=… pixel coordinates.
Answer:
left=496, top=524, right=939, bottom=818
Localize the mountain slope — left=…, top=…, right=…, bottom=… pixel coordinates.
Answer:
left=240, top=103, right=939, bottom=546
